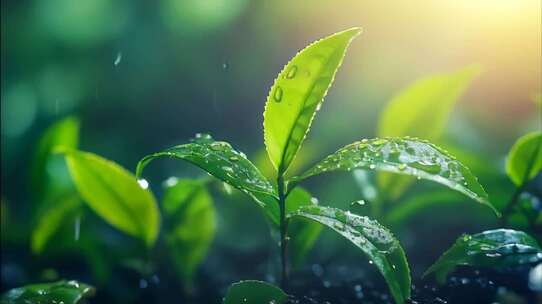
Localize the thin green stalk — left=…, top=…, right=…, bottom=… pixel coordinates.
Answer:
left=277, top=173, right=289, bottom=290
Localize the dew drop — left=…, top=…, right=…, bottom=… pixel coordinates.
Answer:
left=114, top=52, right=122, bottom=66
left=398, top=163, right=407, bottom=171
left=285, top=65, right=298, bottom=79
left=138, top=179, right=149, bottom=189
left=273, top=86, right=283, bottom=102
left=229, top=155, right=239, bottom=161
left=369, top=164, right=376, bottom=170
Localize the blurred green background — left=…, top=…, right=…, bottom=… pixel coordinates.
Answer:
left=1, top=0, right=541, bottom=302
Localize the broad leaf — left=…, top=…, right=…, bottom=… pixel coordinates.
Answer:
left=285, top=188, right=323, bottom=268
left=65, top=150, right=160, bottom=246
left=1, top=280, right=94, bottom=304
left=223, top=280, right=288, bottom=304
left=31, top=194, right=81, bottom=254
left=136, top=134, right=279, bottom=223
left=425, top=229, right=542, bottom=284
left=162, top=178, right=215, bottom=284
left=291, top=137, right=498, bottom=215
left=506, top=131, right=542, bottom=186
left=289, top=205, right=410, bottom=304
left=263, top=27, right=361, bottom=173
left=31, top=116, right=79, bottom=199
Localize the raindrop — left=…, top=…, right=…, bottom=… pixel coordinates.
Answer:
left=368, top=260, right=373, bottom=264
left=222, top=62, right=229, bottom=70
left=351, top=200, right=366, bottom=206
left=229, top=155, right=239, bottom=161
left=398, top=163, right=407, bottom=171
left=138, top=179, right=149, bottom=189
left=114, top=52, right=122, bottom=66
left=369, top=164, right=376, bottom=170
left=74, top=216, right=80, bottom=241
left=164, top=176, right=179, bottom=187
left=285, top=65, right=297, bottom=79
left=315, top=103, right=322, bottom=111
left=273, top=86, right=283, bottom=102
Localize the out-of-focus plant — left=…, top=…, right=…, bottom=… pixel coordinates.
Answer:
left=1, top=280, right=95, bottom=304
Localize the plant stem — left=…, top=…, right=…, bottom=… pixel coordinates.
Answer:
left=277, top=174, right=289, bottom=290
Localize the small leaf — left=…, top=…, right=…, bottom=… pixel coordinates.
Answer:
left=263, top=27, right=361, bottom=173
left=285, top=188, right=323, bottom=268
left=425, top=229, right=542, bottom=284
left=162, top=178, right=215, bottom=284
left=31, top=194, right=81, bottom=254
left=65, top=150, right=160, bottom=246
left=506, top=131, right=542, bottom=186
left=1, top=280, right=94, bottom=304
left=31, top=116, right=79, bottom=199
left=289, top=205, right=411, bottom=304
left=291, top=137, right=498, bottom=215
left=136, top=134, right=279, bottom=223
left=223, top=280, right=288, bottom=304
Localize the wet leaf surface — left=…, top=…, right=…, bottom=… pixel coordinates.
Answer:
left=264, top=28, right=361, bottom=173
left=425, top=229, right=542, bottom=284
left=289, top=205, right=411, bottom=304
left=291, top=137, right=498, bottom=215
left=1, top=280, right=94, bottom=304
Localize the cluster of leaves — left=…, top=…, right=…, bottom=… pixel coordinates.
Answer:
left=3, top=28, right=541, bottom=304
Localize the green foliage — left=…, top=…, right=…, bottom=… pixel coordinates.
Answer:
left=377, top=66, right=480, bottom=199
left=1, top=280, right=94, bottom=304
left=65, top=150, right=160, bottom=246
left=162, top=178, right=215, bottom=284
left=31, top=116, right=80, bottom=198
left=223, top=280, right=288, bottom=304
left=136, top=134, right=279, bottom=223
left=291, top=137, right=498, bottom=215
left=506, top=131, right=542, bottom=186
left=263, top=27, right=361, bottom=174
left=425, top=229, right=542, bottom=284
left=284, top=188, right=323, bottom=267
left=31, top=194, right=81, bottom=254
left=289, top=205, right=411, bottom=304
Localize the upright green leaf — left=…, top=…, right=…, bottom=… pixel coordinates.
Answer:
left=263, top=27, right=361, bottom=173
left=136, top=134, right=279, bottom=223
left=223, top=280, right=288, bottom=304
left=1, top=280, right=94, bottom=304
left=162, top=178, right=215, bottom=284
left=31, top=194, right=81, bottom=254
left=425, top=229, right=542, bottom=284
left=378, top=66, right=480, bottom=139
left=291, top=137, right=498, bottom=215
left=285, top=188, right=323, bottom=267
left=377, top=67, right=480, bottom=199
left=65, top=150, right=160, bottom=246
left=506, top=131, right=542, bottom=186
left=290, top=206, right=410, bottom=304
left=31, top=116, right=79, bottom=198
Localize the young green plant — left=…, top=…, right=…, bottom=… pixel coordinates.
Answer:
left=137, top=27, right=498, bottom=304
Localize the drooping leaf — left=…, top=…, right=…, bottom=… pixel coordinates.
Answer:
left=291, top=137, right=498, bottom=215
left=136, top=134, right=280, bottom=223
left=1, top=280, right=94, bottom=304
left=162, top=178, right=215, bottom=284
left=263, top=27, right=361, bottom=173
left=31, top=194, right=81, bottom=254
left=425, top=229, right=542, bottom=284
left=506, top=131, right=542, bottom=186
left=223, top=280, right=288, bottom=304
left=31, top=116, right=79, bottom=199
left=377, top=66, right=480, bottom=199
left=289, top=205, right=411, bottom=304
left=285, top=187, right=323, bottom=268
left=65, top=150, right=160, bottom=246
